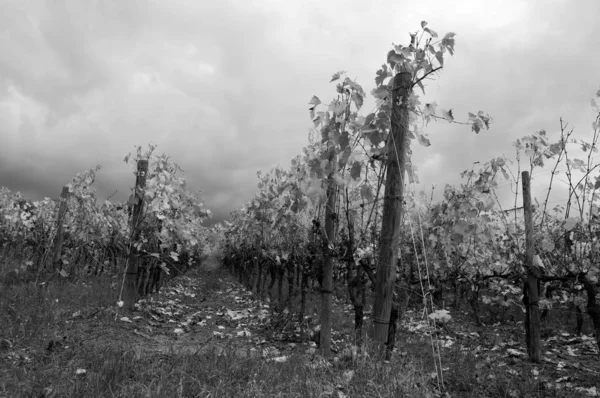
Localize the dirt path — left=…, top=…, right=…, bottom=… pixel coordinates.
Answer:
left=75, top=262, right=303, bottom=363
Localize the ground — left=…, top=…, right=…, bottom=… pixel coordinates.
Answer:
left=1, top=257, right=599, bottom=397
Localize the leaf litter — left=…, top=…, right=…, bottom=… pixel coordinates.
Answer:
left=8, top=264, right=597, bottom=396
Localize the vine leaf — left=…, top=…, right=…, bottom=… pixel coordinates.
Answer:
left=417, top=133, right=431, bottom=147
left=564, top=217, right=579, bottom=230
left=435, top=51, right=444, bottom=66
left=330, top=71, right=346, bottom=83
left=423, top=27, right=438, bottom=38
left=329, top=99, right=346, bottom=116
left=360, top=185, right=373, bottom=202
left=309, top=96, right=321, bottom=109
left=159, top=262, right=170, bottom=275
left=442, top=32, right=457, bottom=55
left=375, top=66, right=389, bottom=87
left=371, top=86, right=389, bottom=100
left=350, top=161, right=362, bottom=180
left=416, top=80, right=425, bottom=94
left=351, top=91, right=364, bottom=110
left=441, top=109, right=454, bottom=123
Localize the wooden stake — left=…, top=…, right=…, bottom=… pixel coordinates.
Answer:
left=522, top=171, right=541, bottom=363
left=372, top=72, right=411, bottom=355
left=52, top=186, right=69, bottom=270
left=123, top=160, right=148, bottom=311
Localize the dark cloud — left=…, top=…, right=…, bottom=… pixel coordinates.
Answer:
left=0, top=0, right=599, bottom=225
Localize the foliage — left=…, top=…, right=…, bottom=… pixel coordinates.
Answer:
left=0, top=144, right=212, bottom=293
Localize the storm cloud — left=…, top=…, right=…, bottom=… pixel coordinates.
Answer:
left=1, top=0, right=599, bottom=224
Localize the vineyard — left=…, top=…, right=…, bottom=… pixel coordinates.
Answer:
left=2, top=22, right=600, bottom=397
left=0, top=143, right=213, bottom=299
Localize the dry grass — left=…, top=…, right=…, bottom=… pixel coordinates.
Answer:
left=1, top=253, right=588, bottom=397
left=0, top=254, right=436, bottom=398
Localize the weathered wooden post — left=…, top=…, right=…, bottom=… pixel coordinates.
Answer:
left=319, top=148, right=337, bottom=357
left=522, top=171, right=541, bottom=363
left=52, top=186, right=70, bottom=270
left=123, top=160, right=148, bottom=311
left=372, top=71, right=411, bottom=356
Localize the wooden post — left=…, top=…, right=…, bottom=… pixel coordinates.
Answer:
left=319, top=149, right=337, bottom=357
left=52, top=186, right=70, bottom=270
left=123, top=160, right=148, bottom=311
left=522, top=171, right=541, bottom=363
left=372, top=72, right=412, bottom=355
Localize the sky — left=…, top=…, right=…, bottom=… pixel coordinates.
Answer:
left=1, top=0, right=599, bottom=226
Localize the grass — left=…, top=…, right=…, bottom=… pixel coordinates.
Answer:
left=2, top=343, right=435, bottom=397
left=0, top=255, right=436, bottom=398
left=1, top=253, right=596, bottom=397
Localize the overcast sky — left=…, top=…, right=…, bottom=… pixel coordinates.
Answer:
left=1, top=0, right=599, bottom=225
